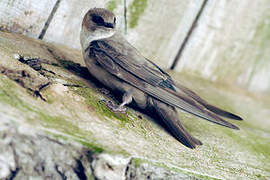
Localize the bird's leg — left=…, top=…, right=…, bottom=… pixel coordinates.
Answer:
left=106, top=91, right=133, bottom=113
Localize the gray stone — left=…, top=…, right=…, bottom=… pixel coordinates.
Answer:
left=175, top=0, right=270, bottom=94
left=0, top=122, right=93, bottom=180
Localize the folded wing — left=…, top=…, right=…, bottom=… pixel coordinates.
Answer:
left=89, top=37, right=241, bottom=129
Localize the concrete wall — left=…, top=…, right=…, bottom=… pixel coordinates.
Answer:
left=0, top=0, right=57, bottom=38
left=0, top=0, right=270, bottom=94
left=175, top=0, right=270, bottom=93
left=42, top=0, right=204, bottom=69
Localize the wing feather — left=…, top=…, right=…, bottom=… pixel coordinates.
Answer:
left=89, top=38, right=240, bottom=129
left=176, top=83, right=243, bottom=120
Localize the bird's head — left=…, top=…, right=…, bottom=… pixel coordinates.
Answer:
left=80, top=8, right=116, bottom=50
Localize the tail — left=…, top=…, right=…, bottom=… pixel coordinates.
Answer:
left=151, top=98, right=202, bottom=149
left=176, top=84, right=243, bottom=121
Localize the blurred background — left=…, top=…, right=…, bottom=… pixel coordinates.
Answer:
left=0, top=0, right=270, bottom=95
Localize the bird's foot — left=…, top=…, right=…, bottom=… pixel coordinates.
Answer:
left=100, top=99, right=127, bottom=113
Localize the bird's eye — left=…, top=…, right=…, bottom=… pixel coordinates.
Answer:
left=91, top=15, right=104, bottom=25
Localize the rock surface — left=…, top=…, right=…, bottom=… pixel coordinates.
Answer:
left=0, top=121, right=93, bottom=180
left=1, top=120, right=198, bottom=180
left=0, top=31, right=269, bottom=179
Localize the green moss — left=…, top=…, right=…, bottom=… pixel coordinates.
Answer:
left=67, top=79, right=131, bottom=125
left=106, top=0, right=120, bottom=12
left=89, top=176, right=96, bottom=180
left=32, top=111, right=106, bottom=153
left=128, top=0, right=148, bottom=28
left=108, top=149, right=130, bottom=157
left=130, top=158, right=220, bottom=179
left=78, top=140, right=104, bottom=153
left=46, top=96, right=54, bottom=104
left=255, top=174, right=268, bottom=180
left=132, top=158, right=144, bottom=168
left=0, top=76, right=33, bottom=112
left=63, top=79, right=152, bottom=143
left=41, top=90, right=54, bottom=104
left=47, top=133, right=104, bottom=154
left=87, top=174, right=95, bottom=180
left=0, top=75, right=105, bottom=153
left=224, top=123, right=270, bottom=164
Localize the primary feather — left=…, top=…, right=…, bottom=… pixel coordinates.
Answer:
left=89, top=33, right=241, bottom=130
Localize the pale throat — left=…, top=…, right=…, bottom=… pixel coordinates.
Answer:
left=80, top=28, right=115, bottom=51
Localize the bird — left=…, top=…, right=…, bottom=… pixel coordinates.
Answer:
left=80, top=8, right=243, bottom=149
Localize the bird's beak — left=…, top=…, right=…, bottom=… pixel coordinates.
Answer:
left=104, top=22, right=115, bottom=29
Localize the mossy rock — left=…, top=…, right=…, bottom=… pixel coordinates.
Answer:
left=0, top=31, right=269, bottom=179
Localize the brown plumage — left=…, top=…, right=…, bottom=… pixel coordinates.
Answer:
left=80, top=8, right=242, bottom=149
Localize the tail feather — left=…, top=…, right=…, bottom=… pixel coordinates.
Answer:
left=167, top=89, right=240, bottom=130
left=176, top=84, right=243, bottom=120
left=151, top=98, right=202, bottom=149
left=204, top=104, right=243, bottom=120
